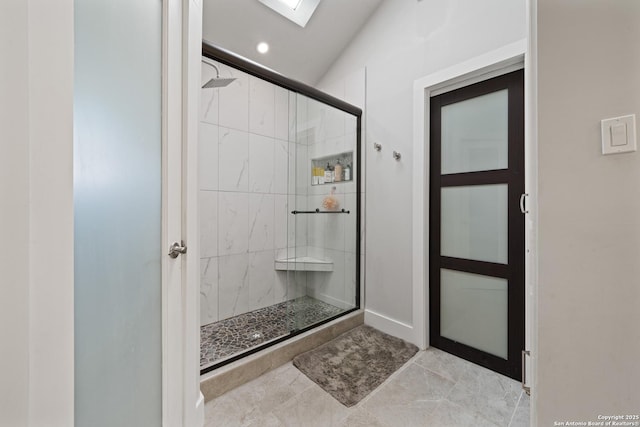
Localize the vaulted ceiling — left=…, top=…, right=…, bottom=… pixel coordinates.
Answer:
left=203, top=0, right=383, bottom=85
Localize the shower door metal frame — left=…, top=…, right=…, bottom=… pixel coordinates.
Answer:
left=200, top=41, right=362, bottom=375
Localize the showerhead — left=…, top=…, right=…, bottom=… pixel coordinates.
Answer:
left=202, top=77, right=236, bottom=89
left=201, top=58, right=236, bottom=88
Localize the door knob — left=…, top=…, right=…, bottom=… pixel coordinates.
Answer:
left=168, top=241, right=187, bottom=258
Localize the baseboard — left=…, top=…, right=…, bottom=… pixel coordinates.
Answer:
left=364, top=309, right=417, bottom=345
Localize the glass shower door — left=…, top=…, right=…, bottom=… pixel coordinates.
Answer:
left=286, top=93, right=359, bottom=334
left=197, top=47, right=361, bottom=373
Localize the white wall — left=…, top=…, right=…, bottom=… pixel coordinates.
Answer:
left=0, top=1, right=30, bottom=424
left=535, top=0, right=640, bottom=422
left=318, top=0, right=526, bottom=340
left=0, top=0, right=74, bottom=426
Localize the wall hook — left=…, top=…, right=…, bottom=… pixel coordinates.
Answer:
left=373, top=143, right=382, bottom=151
left=393, top=151, right=401, bottom=160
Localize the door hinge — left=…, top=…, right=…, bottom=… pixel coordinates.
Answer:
left=522, top=350, right=531, bottom=396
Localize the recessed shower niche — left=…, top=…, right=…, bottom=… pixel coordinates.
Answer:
left=198, top=43, right=361, bottom=373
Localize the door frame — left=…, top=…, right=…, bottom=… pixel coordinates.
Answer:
left=162, top=0, right=203, bottom=426
left=412, top=39, right=535, bottom=349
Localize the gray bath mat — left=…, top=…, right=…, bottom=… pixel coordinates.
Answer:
left=293, top=325, right=418, bottom=407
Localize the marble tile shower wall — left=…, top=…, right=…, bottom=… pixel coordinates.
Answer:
left=199, top=60, right=304, bottom=327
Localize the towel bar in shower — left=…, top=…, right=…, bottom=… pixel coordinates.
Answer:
left=291, top=208, right=350, bottom=214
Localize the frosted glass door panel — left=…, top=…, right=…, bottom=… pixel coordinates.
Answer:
left=74, top=0, right=162, bottom=425
left=441, top=269, right=508, bottom=359
left=441, top=184, right=508, bottom=264
left=441, top=90, right=508, bottom=174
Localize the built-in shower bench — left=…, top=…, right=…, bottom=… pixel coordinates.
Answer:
left=274, top=256, right=333, bottom=272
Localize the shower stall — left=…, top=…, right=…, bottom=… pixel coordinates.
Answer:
left=199, top=44, right=361, bottom=373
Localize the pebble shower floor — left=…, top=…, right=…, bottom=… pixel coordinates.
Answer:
left=200, top=296, right=343, bottom=369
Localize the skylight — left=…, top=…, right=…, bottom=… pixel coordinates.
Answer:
left=258, top=0, right=321, bottom=28
left=279, top=0, right=302, bottom=10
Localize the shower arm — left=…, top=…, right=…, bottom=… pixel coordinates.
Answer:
left=201, top=58, right=221, bottom=78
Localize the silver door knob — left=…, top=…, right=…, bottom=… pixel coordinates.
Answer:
left=168, top=241, right=187, bottom=258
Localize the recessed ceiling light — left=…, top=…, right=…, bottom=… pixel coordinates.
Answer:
left=257, top=42, right=269, bottom=54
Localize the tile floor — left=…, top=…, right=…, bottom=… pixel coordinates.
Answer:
left=201, top=296, right=344, bottom=368
left=204, top=347, right=530, bottom=427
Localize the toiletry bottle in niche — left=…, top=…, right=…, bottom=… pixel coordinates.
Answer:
left=324, top=162, right=333, bottom=183
left=344, top=163, right=351, bottom=181
left=318, top=166, right=325, bottom=185
left=334, top=159, right=343, bottom=182
left=312, top=167, right=318, bottom=185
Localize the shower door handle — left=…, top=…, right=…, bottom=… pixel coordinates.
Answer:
left=168, top=241, right=187, bottom=258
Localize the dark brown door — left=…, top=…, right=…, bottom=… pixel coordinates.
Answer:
left=429, top=69, right=524, bottom=380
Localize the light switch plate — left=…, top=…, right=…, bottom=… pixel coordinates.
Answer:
left=601, top=114, right=636, bottom=155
